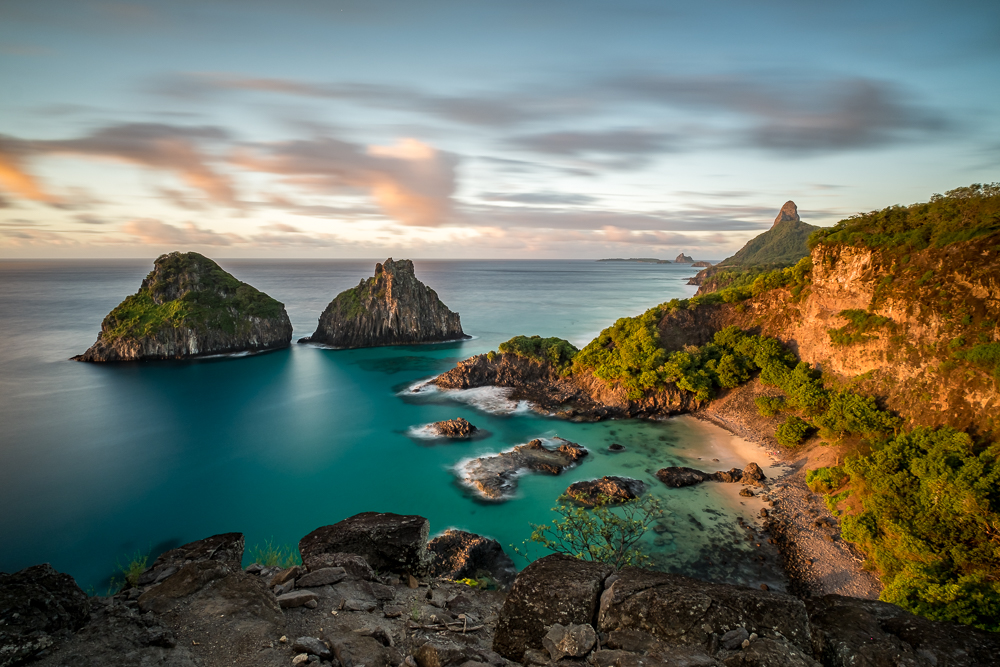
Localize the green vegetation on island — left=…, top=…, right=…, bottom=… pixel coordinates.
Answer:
left=496, top=335, right=579, bottom=374
left=719, top=218, right=819, bottom=268
left=102, top=252, right=285, bottom=340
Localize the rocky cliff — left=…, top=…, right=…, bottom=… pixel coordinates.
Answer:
left=301, top=259, right=468, bottom=348
left=6, top=515, right=997, bottom=667
left=74, top=252, right=292, bottom=362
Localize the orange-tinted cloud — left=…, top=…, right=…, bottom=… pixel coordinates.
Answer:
left=0, top=139, right=57, bottom=203
left=120, top=218, right=242, bottom=246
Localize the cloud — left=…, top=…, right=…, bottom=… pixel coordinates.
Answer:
left=480, top=191, right=598, bottom=205
left=120, top=218, right=242, bottom=245
left=232, top=136, right=458, bottom=226
left=0, top=138, right=57, bottom=203
left=509, top=129, right=677, bottom=158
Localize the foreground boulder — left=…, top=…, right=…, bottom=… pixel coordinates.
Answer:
left=0, top=564, right=90, bottom=666
left=564, top=476, right=646, bottom=506
left=458, top=438, right=589, bottom=501
left=427, top=529, right=517, bottom=589
left=300, top=258, right=468, bottom=348
left=74, top=251, right=292, bottom=362
left=299, top=512, right=431, bottom=574
left=493, top=554, right=614, bottom=661
left=136, top=532, right=244, bottom=587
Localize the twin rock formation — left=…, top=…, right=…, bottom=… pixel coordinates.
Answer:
left=76, top=254, right=465, bottom=361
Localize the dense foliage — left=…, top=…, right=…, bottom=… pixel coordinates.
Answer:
left=775, top=415, right=812, bottom=447
left=103, top=252, right=284, bottom=339
left=841, top=428, right=1000, bottom=631
left=805, top=465, right=848, bottom=494
left=953, top=342, right=1000, bottom=381
left=497, top=335, right=579, bottom=374
left=685, top=256, right=813, bottom=306
left=809, top=183, right=1000, bottom=251
left=522, top=495, right=664, bottom=570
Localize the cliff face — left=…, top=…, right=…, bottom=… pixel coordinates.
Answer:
left=74, top=252, right=292, bottom=362
left=665, top=237, right=1000, bottom=437
left=303, top=258, right=468, bottom=348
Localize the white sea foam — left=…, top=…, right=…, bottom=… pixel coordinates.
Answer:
left=407, top=423, right=441, bottom=439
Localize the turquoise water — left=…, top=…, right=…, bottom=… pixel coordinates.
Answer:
left=0, top=259, right=786, bottom=592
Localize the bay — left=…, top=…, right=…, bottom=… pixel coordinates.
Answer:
left=0, top=259, right=786, bottom=592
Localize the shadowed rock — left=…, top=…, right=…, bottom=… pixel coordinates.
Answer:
left=428, top=529, right=517, bottom=589
left=300, top=258, right=469, bottom=348
left=299, top=512, right=431, bottom=575
left=656, top=462, right=766, bottom=489
left=137, top=532, right=245, bottom=587
left=655, top=467, right=711, bottom=487
left=564, top=476, right=646, bottom=506
left=459, top=438, right=588, bottom=501
left=0, top=564, right=90, bottom=665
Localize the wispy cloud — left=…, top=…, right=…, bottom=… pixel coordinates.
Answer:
left=121, top=218, right=242, bottom=246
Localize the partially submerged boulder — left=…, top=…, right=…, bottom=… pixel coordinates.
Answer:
left=655, top=466, right=711, bottom=487
left=564, top=476, right=646, bottom=506
left=459, top=438, right=589, bottom=501
left=427, top=529, right=517, bottom=589
left=300, top=258, right=468, bottom=348
left=656, top=462, right=766, bottom=489
left=430, top=418, right=478, bottom=438
left=74, top=252, right=292, bottom=361
left=299, top=512, right=431, bottom=575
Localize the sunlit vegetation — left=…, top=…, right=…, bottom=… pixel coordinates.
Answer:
left=828, top=309, right=894, bottom=345
left=809, top=182, right=1000, bottom=251
left=497, top=335, right=579, bottom=374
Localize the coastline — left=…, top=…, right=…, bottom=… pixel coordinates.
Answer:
left=696, top=379, right=882, bottom=600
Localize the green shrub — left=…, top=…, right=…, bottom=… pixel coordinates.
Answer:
left=828, top=309, right=894, bottom=345
left=248, top=539, right=301, bottom=568
left=498, top=335, right=579, bottom=374
left=953, top=342, right=1000, bottom=380
left=754, top=395, right=785, bottom=417
left=806, top=465, right=848, bottom=494
left=115, top=550, right=149, bottom=588
left=775, top=415, right=812, bottom=447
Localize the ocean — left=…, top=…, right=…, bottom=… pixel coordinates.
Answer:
left=0, top=259, right=786, bottom=592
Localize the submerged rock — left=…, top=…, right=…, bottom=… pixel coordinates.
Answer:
left=74, top=252, right=292, bottom=362
left=459, top=438, right=588, bottom=501
left=300, top=258, right=468, bottom=348
left=430, top=418, right=478, bottom=438
left=564, top=476, right=646, bottom=506
left=427, top=529, right=517, bottom=589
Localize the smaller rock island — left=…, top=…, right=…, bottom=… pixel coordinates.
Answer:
left=74, top=251, right=292, bottom=362
left=300, top=258, right=468, bottom=348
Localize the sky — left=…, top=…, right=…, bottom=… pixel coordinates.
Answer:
left=0, top=0, right=998, bottom=259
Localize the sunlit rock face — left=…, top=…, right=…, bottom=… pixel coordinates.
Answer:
left=301, top=258, right=468, bottom=349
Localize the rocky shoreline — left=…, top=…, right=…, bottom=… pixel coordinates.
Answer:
left=4, top=512, right=996, bottom=667
left=457, top=438, right=588, bottom=501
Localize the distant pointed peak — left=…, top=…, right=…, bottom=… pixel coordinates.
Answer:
left=773, top=201, right=800, bottom=227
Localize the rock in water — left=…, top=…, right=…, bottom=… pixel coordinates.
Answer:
left=674, top=253, right=694, bottom=263
left=430, top=418, right=478, bottom=438
left=301, top=258, right=468, bottom=348
left=73, top=252, right=292, bottom=361
left=773, top=200, right=800, bottom=226
left=564, top=476, right=646, bottom=506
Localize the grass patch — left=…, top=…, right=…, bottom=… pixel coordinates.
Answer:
left=248, top=539, right=301, bottom=568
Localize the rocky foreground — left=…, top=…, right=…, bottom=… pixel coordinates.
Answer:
left=3, top=511, right=997, bottom=667
left=74, top=252, right=293, bottom=362
left=300, top=259, right=468, bottom=349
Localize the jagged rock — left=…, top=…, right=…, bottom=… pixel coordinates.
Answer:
left=307, top=552, right=377, bottom=581
left=675, top=253, right=695, bottom=263
left=73, top=252, right=292, bottom=361
left=431, top=418, right=478, bottom=438
left=297, top=567, right=347, bottom=587
left=773, top=201, right=800, bottom=227
left=136, top=532, right=245, bottom=587
left=542, top=623, right=597, bottom=661
left=459, top=438, right=589, bottom=500
left=0, top=564, right=90, bottom=666
left=277, top=590, right=319, bottom=608
left=268, top=565, right=301, bottom=588
left=807, top=594, right=1000, bottom=667
left=564, top=476, right=646, bottom=506
left=300, top=258, right=468, bottom=348
left=720, top=627, right=749, bottom=651
left=712, top=468, right=743, bottom=483
left=299, top=512, right=431, bottom=574
left=741, top=463, right=766, bottom=486
left=691, top=261, right=713, bottom=268
left=655, top=467, right=710, bottom=487
left=722, top=637, right=819, bottom=666
left=493, top=554, right=614, bottom=661
left=293, top=637, right=333, bottom=660
left=427, top=529, right=516, bottom=589
left=739, top=488, right=754, bottom=498
left=597, top=568, right=812, bottom=653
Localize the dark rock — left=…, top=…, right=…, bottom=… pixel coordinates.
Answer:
left=428, top=529, right=517, bottom=589
left=712, top=468, right=743, bottom=483
left=597, top=567, right=811, bottom=653
left=431, top=418, right=479, bottom=438
left=268, top=565, right=301, bottom=587
left=720, top=627, right=749, bottom=651
left=137, top=532, right=245, bottom=586
left=605, top=629, right=665, bottom=653
left=301, top=258, right=468, bottom=348
left=294, top=637, right=334, bottom=660
left=493, top=554, right=614, bottom=661
left=300, top=513, right=431, bottom=575
left=460, top=438, right=589, bottom=501
left=675, top=253, right=695, bottom=263
left=307, top=552, right=377, bottom=581
left=564, top=477, right=646, bottom=506
left=542, top=623, right=597, bottom=661
left=277, top=590, right=319, bottom=609
left=655, top=467, right=710, bottom=487
left=691, top=261, right=713, bottom=268
left=608, top=444, right=626, bottom=453
left=773, top=201, right=800, bottom=227
left=741, top=463, right=766, bottom=486
left=807, top=594, right=1000, bottom=667
left=344, top=599, right=378, bottom=612
left=370, top=583, right=397, bottom=601
left=721, top=637, right=818, bottom=666
left=0, top=564, right=90, bottom=666
left=739, top=488, right=754, bottom=498
left=297, top=567, right=348, bottom=587
left=273, top=580, right=295, bottom=596
left=74, top=252, right=292, bottom=361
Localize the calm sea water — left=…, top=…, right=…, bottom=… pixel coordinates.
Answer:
left=0, top=259, right=786, bottom=592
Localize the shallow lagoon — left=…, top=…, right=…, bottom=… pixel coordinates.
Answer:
left=0, top=259, right=786, bottom=591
